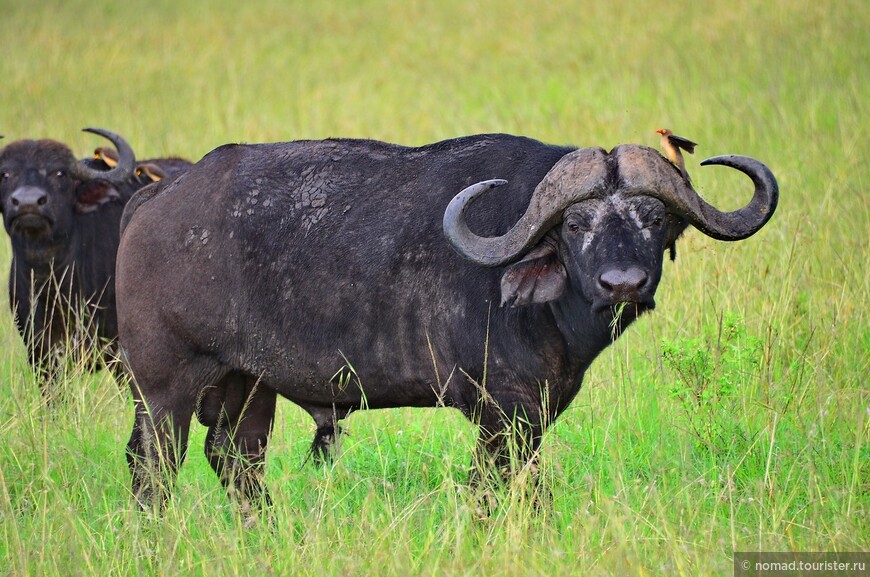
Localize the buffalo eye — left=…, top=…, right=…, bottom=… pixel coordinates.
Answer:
left=53, top=170, right=66, bottom=178
left=0, top=171, right=9, bottom=180
left=638, top=206, right=665, bottom=229
left=565, top=214, right=592, bottom=234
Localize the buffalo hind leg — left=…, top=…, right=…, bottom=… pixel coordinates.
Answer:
left=201, top=374, right=277, bottom=525
left=126, top=389, right=197, bottom=511
left=126, top=356, right=223, bottom=511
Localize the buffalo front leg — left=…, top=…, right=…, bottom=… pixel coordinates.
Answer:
left=469, top=394, right=552, bottom=513
left=203, top=377, right=277, bottom=524
left=473, top=405, right=544, bottom=481
left=27, top=334, right=62, bottom=400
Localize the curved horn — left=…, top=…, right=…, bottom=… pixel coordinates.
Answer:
left=443, top=179, right=510, bottom=266
left=71, top=127, right=135, bottom=183
left=690, top=155, right=779, bottom=240
left=614, top=146, right=778, bottom=242
left=444, top=147, right=609, bottom=267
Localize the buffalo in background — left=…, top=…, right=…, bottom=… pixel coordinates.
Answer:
left=0, top=128, right=191, bottom=395
left=115, top=133, right=777, bottom=514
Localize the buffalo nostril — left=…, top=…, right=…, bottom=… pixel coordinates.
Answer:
left=598, top=267, right=649, bottom=294
left=10, top=187, right=48, bottom=208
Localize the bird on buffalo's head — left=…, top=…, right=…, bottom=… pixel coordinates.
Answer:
left=656, top=128, right=697, bottom=184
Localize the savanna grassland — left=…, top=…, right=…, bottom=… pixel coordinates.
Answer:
left=0, top=1, right=867, bottom=575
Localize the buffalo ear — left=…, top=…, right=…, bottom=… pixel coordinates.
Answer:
left=500, top=236, right=566, bottom=307
left=665, top=215, right=689, bottom=261
left=75, top=180, right=120, bottom=213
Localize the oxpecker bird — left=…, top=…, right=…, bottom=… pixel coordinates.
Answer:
left=656, top=128, right=697, bottom=184
left=94, top=146, right=119, bottom=167
left=95, top=146, right=166, bottom=182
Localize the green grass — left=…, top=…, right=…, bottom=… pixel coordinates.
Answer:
left=1, top=0, right=867, bottom=575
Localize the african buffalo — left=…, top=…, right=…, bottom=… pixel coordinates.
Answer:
left=0, top=128, right=191, bottom=394
left=116, top=133, right=777, bottom=511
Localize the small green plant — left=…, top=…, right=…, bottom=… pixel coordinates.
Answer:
left=662, top=312, right=762, bottom=453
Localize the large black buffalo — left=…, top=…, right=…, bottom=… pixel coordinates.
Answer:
left=0, top=128, right=191, bottom=394
left=116, top=133, right=777, bottom=511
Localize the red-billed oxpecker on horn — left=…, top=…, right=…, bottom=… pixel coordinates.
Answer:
left=656, top=128, right=697, bottom=184
left=97, top=145, right=170, bottom=182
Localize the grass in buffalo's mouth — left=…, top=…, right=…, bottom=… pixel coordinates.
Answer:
left=609, top=301, right=628, bottom=340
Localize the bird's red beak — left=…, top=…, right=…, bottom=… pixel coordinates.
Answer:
left=656, top=129, right=666, bottom=135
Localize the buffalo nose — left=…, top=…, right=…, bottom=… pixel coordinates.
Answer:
left=598, top=267, right=649, bottom=295
left=11, top=186, right=48, bottom=208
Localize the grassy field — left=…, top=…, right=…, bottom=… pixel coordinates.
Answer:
left=1, top=0, right=867, bottom=575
